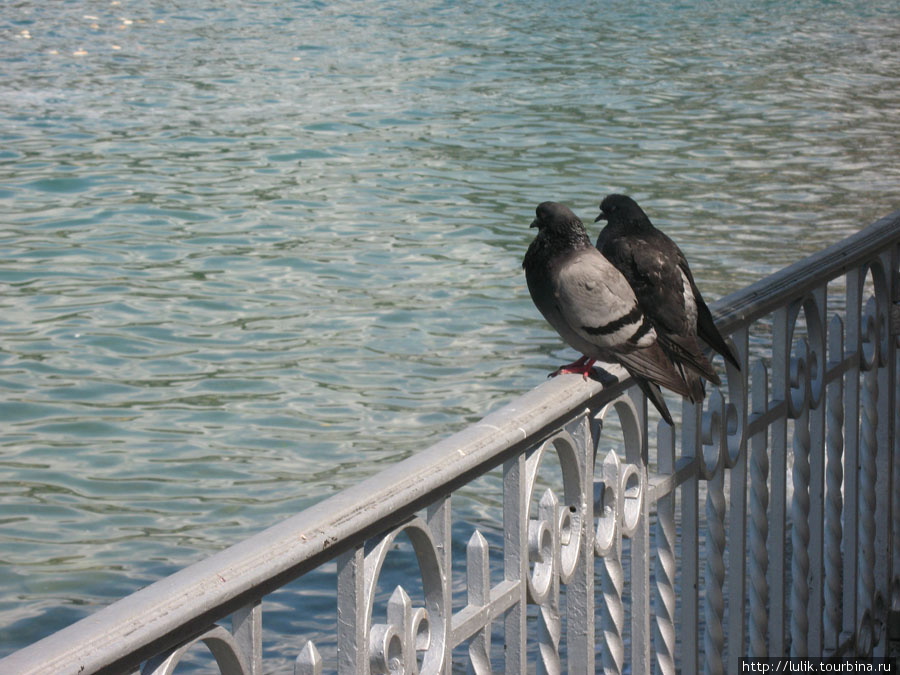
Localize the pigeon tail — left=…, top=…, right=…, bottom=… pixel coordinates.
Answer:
left=681, top=368, right=706, bottom=404
left=659, top=333, right=721, bottom=391
left=696, top=301, right=740, bottom=371
left=629, top=375, right=674, bottom=426
left=614, top=342, right=693, bottom=400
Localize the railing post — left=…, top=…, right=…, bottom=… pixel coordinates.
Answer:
left=824, top=315, right=845, bottom=653
left=808, top=287, right=828, bottom=657
left=874, top=248, right=898, bottom=657
left=790, top=339, right=811, bottom=658
left=567, top=413, right=595, bottom=675
left=232, top=599, right=263, bottom=675
left=749, top=360, right=770, bottom=657
left=337, top=546, right=367, bottom=675
left=295, top=641, right=323, bottom=675
left=655, top=420, right=677, bottom=675
left=536, top=490, right=562, bottom=675
left=680, top=399, right=701, bottom=672
left=599, top=450, right=625, bottom=675
left=427, top=497, right=452, bottom=675
left=465, top=531, right=491, bottom=675
left=628, top=389, right=652, bottom=675
left=844, top=267, right=863, bottom=644
left=894, top=346, right=900, bottom=629
left=704, top=464, right=726, bottom=675
left=503, top=453, right=527, bottom=675
left=858, top=296, right=879, bottom=655
left=769, top=305, right=789, bottom=655
left=726, top=325, right=750, bottom=673
left=892, top=246, right=900, bottom=631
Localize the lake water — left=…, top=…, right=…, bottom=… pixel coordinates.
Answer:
left=2, top=0, right=900, bottom=668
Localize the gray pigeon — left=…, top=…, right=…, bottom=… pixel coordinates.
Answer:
left=523, top=201, right=692, bottom=425
left=594, top=194, right=740, bottom=401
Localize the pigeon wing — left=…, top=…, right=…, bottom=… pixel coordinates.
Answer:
left=553, top=249, right=692, bottom=398
left=680, top=261, right=741, bottom=371
left=616, top=237, right=722, bottom=385
left=553, top=248, right=650, bottom=351
left=623, top=235, right=695, bottom=336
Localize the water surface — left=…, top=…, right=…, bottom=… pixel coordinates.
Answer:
left=2, top=0, right=900, bottom=668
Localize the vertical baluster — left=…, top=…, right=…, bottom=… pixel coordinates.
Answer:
left=387, top=586, right=421, bottom=675
left=466, top=531, right=491, bottom=675
left=770, top=306, right=789, bottom=654
left=858, top=341, right=878, bottom=654
left=894, top=348, right=900, bottom=617
left=654, top=422, right=677, bottom=675
left=427, top=497, right=452, bottom=675
left=537, top=491, right=561, bottom=675
left=824, top=315, right=844, bottom=651
left=749, top=361, right=770, bottom=657
left=629, top=388, right=651, bottom=675
left=567, top=412, right=595, bottom=675
left=727, top=326, right=750, bottom=674
left=600, top=452, right=625, bottom=675
left=503, top=454, right=527, bottom=674
left=874, top=253, right=897, bottom=658
left=232, top=599, right=262, bottom=675
left=791, top=341, right=811, bottom=657
left=844, top=269, right=863, bottom=636
left=599, top=546, right=625, bottom=674
left=337, top=546, right=367, bottom=675
left=680, top=400, right=701, bottom=673
left=704, top=467, right=726, bottom=675
left=808, top=289, right=828, bottom=656
left=296, top=641, right=323, bottom=675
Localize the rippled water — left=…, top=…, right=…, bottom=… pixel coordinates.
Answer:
left=2, top=0, right=900, bottom=665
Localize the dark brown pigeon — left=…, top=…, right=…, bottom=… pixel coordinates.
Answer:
left=594, top=194, right=740, bottom=401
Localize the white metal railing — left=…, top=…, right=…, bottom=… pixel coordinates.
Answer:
left=1, top=211, right=899, bottom=675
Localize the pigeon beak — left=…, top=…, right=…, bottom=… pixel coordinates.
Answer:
left=530, top=219, right=540, bottom=228
left=594, top=213, right=607, bottom=222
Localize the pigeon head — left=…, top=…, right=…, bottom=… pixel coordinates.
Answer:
left=530, top=201, right=587, bottom=237
left=594, top=194, right=651, bottom=227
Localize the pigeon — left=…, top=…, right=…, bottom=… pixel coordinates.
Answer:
left=523, top=201, right=693, bottom=425
left=594, top=194, right=740, bottom=401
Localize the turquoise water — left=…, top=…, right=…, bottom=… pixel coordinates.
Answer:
left=2, top=0, right=900, bottom=667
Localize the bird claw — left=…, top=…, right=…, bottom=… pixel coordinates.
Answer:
left=549, top=356, right=596, bottom=380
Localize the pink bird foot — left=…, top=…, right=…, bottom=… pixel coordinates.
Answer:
left=549, top=355, right=597, bottom=379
